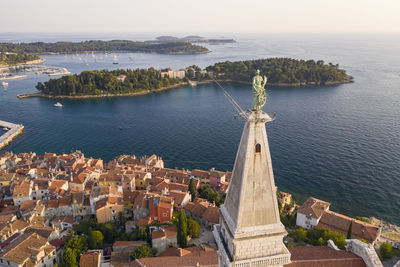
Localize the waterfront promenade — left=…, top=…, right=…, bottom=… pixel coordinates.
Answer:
left=0, top=120, right=24, bottom=150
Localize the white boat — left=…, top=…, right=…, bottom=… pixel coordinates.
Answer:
left=113, top=55, right=118, bottom=64
left=54, top=102, right=63, bottom=108
left=1, top=82, right=8, bottom=87
left=2, top=127, right=9, bottom=131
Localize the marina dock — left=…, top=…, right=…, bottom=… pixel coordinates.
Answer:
left=0, top=121, right=24, bottom=150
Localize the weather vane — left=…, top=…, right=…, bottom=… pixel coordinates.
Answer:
left=252, top=69, right=267, bottom=110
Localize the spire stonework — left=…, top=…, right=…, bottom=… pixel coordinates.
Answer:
left=213, top=72, right=291, bottom=267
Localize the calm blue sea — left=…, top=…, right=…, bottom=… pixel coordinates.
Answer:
left=1, top=33, right=400, bottom=224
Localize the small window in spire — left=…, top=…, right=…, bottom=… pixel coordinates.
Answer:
left=255, top=143, right=261, bottom=153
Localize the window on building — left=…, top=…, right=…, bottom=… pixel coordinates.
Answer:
left=255, top=143, right=261, bottom=153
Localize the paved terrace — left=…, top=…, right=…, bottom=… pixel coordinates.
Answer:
left=0, top=120, right=24, bottom=150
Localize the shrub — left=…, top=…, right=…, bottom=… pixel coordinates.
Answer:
left=293, top=228, right=307, bottom=242
left=131, top=244, right=153, bottom=260
left=379, top=242, right=393, bottom=260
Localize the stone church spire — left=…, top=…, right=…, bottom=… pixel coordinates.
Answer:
left=213, top=71, right=291, bottom=267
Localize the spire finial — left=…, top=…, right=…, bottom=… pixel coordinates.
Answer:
left=252, top=69, right=268, bottom=110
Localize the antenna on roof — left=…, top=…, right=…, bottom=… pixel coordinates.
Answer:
left=213, top=79, right=248, bottom=120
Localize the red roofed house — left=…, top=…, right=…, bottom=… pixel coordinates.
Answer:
left=284, top=246, right=366, bottom=267
left=80, top=250, right=101, bottom=267
left=116, top=74, right=127, bottom=82
left=129, top=245, right=217, bottom=267
left=296, top=197, right=330, bottom=229
left=168, top=190, right=191, bottom=208
left=12, top=180, right=33, bottom=206
left=95, top=197, right=124, bottom=223
left=317, top=210, right=381, bottom=244
left=191, top=169, right=210, bottom=185
left=209, top=168, right=226, bottom=190
left=184, top=198, right=219, bottom=229
left=148, top=195, right=173, bottom=223
left=151, top=224, right=177, bottom=254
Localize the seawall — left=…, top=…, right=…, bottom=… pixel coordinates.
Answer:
left=0, top=121, right=24, bottom=150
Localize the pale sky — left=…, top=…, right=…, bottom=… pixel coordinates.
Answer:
left=1, top=0, right=400, bottom=33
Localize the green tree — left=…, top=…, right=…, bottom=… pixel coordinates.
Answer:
left=187, top=217, right=200, bottom=238
left=87, top=227, right=97, bottom=249
left=198, top=185, right=220, bottom=206
left=293, top=227, right=307, bottom=242
left=65, top=235, right=88, bottom=255
left=76, top=221, right=91, bottom=235
left=131, top=244, right=153, bottom=260
left=118, top=212, right=127, bottom=226
left=62, top=247, right=78, bottom=267
left=139, top=227, right=148, bottom=241
left=93, top=230, right=104, bottom=245
left=189, top=178, right=197, bottom=201
left=379, top=242, right=393, bottom=260
left=306, top=228, right=346, bottom=249
left=347, top=221, right=353, bottom=239
left=177, top=210, right=188, bottom=248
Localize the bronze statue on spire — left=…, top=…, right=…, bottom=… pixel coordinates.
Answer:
left=252, top=69, right=267, bottom=110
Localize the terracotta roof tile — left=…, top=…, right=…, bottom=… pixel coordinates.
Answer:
left=285, top=246, right=366, bottom=267
left=80, top=250, right=101, bottom=267
left=317, top=210, right=380, bottom=243
left=297, top=197, right=330, bottom=219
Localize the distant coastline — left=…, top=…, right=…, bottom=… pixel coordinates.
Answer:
left=0, top=40, right=210, bottom=55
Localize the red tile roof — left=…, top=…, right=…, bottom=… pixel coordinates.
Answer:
left=129, top=248, right=217, bottom=267
left=285, top=246, right=366, bottom=267
left=297, top=197, right=330, bottom=219
left=80, top=250, right=101, bottom=267
left=317, top=210, right=380, bottom=243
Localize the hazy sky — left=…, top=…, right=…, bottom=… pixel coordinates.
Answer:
left=1, top=0, right=399, bottom=33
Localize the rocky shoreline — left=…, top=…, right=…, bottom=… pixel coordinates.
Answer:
left=17, top=78, right=353, bottom=100
left=17, top=82, right=188, bottom=99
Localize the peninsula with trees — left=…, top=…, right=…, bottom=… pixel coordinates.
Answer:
left=0, top=51, right=41, bottom=65
left=0, top=39, right=210, bottom=55
left=24, top=58, right=352, bottom=98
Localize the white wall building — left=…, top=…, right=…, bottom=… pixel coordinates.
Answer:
left=296, top=197, right=330, bottom=229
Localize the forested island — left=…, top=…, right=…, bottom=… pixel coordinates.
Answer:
left=30, top=58, right=352, bottom=98
left=0, top=52, right=40, bottom=65
left=156, top=35, right=236, bottom=44
left=206, top=58, right=352, bottom=86
left=35, top=68, right=184, bottom=97
left=0, top=40, right=209, bottom=55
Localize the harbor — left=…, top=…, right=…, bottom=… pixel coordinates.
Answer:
left=0, top=121, right=24, bottom=150
left=0, top=63, right=70, bottom=82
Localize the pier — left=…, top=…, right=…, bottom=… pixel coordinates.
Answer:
left=0, top=121, right=24, bottom=150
